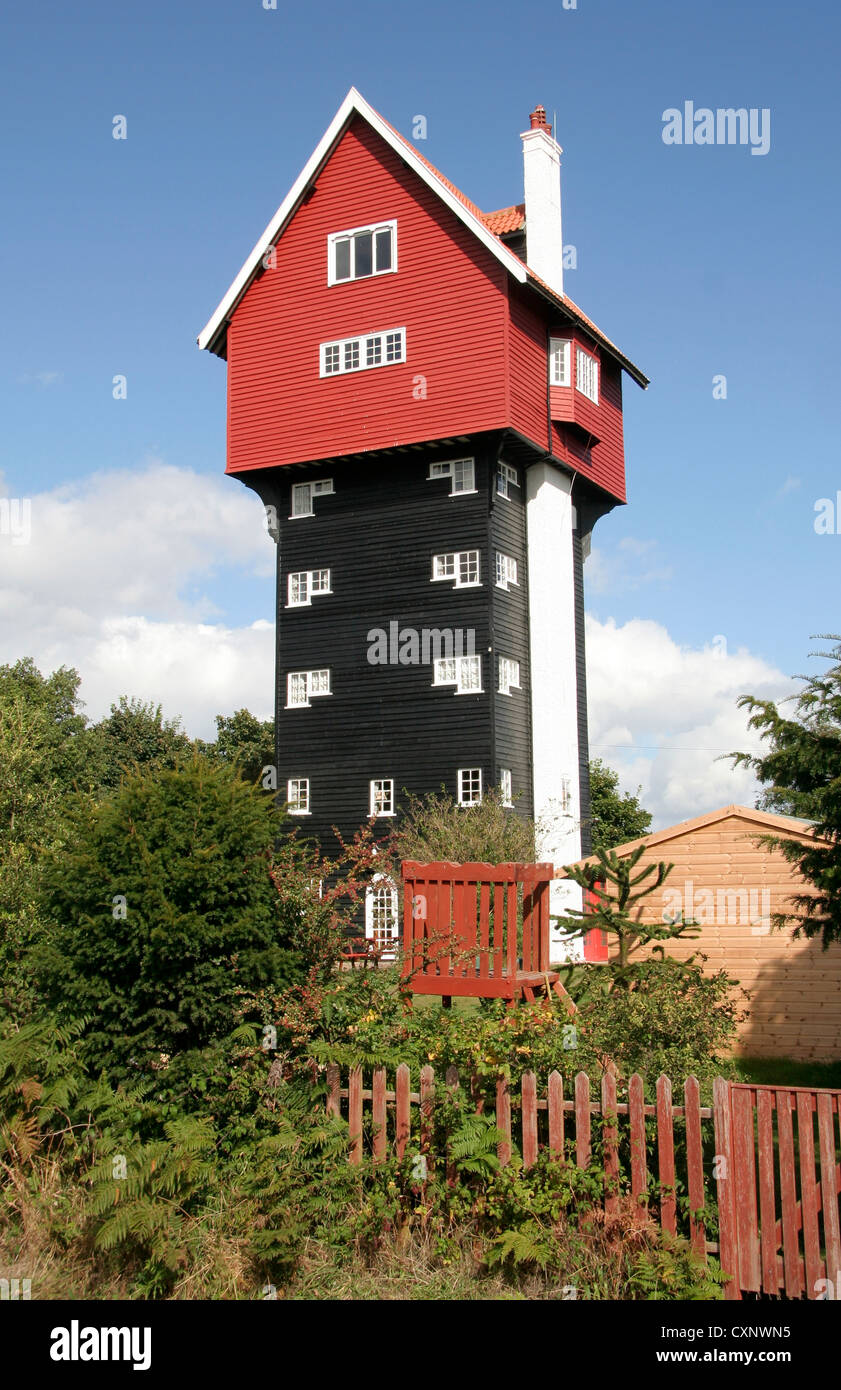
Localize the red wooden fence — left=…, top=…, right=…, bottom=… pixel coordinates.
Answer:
left=324, top=1064, right=841, bottom=1299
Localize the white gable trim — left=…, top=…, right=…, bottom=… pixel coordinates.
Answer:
left=197, top=87, right=528, bottom=355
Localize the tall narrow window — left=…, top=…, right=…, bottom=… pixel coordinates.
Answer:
left=575, top=347, right=599, bottom=404
left=498, top=657, right=521, bottom=696
left=458, top=768, right=482, bottom=806
left=365, top=877, right=399, bottom=956
left=495, top=553, right=518, bottom=589
left=550, top=338, right=571, bottom=386
left=287, top=778, right=310, bottom=814
left=496, top=463, right=520, bottom=500
left=369, top=779, right=395, bottom=817
left=500, top=769, right=513, bottom=806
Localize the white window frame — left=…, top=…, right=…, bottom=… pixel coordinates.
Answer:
left=286, top=669, right=332, bottom=708
left=369, top=778, right=395, bottom=818
left=500, top=769, right=513, bottom=807
left=319, top=328, right=406, bottom=378
left=457, top=768, right=483, bottom=807
left=433, top=654, right=482, bottom=694
left=498, top=657, right=521, bottom=696
left=550, top=337, right=572, bottom=387
left=290, top=479, right=334, bottom=519
left=365, top=874, right=400, bottom=958
left=327, top=220, right=398, bottom=286
left=287, top=568, right=331, bottom=607
left=427, top=457, right=476, bottom=497
left=496, top=462, right=520, bottom=500
left=575, top=346, right=599, bottom=404
left=431, top=550, right=480, bottom=588
left=495, top=552, right=518, bottom=590
left=287, top=778, right=310, bottom=815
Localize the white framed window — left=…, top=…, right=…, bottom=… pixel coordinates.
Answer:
left=550, top=337, right=571, bottom=386
left=320, top=328, right=406, bottom=378
left=365, top=875, right=399, bottom=957
left=287, top=778, right=310, bottom=814
left=427, top=457, right=476, bottom=496
left=498, top=657, right=521, bottom=696
left=286, top=669, right=332, bottom=708
left=575, top=346, right=599, bottom=404
left=328, top=220, right=397, bottom=286
left=431, top=550, right=480, bottom=587
left=495, top=552, right=518, bottom=590
left=433, top=654, right=482, bottom=694
left=369, top=778, right=395, bottom=817
left=500, top=769, right=513, bottom=806
left=291, top=479, right=334, bottom=518
left=287, top=568, right=331, bottom=607
left=458, top=768, right=482, bottom=806
left=496, top=462, right=520, bottom=499
left=561, top=776, right=573, bottom=813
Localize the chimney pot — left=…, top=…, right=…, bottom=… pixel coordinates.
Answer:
left=529, top=104, right=551, bottom=135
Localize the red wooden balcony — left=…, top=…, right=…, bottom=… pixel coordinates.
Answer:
left=401, top=860, right=574, bottom=1006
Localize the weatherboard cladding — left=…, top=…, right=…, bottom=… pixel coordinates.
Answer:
left=272, top=443, right=529, bottom=851
left=572, top=525, right=592, bottom=857
left=227, top=117, right=511, bottom=474
left=489, top=467, right=533, bottom=820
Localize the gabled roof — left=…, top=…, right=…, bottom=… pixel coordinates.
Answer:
left=197, top=87, right=649, bottom=388
left=564, top=803, right=823, bottom=873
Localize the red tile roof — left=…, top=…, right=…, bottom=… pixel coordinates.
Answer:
left=482, top=205, right=525, bottom=235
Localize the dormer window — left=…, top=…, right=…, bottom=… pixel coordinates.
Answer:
left=328, top=221, right=397, bottom=285
left=550, top=338, right=571, bottom=386
left=575, top=346, right=599, bottom=404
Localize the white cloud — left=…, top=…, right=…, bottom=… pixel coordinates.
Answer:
left=0, top=461, right=277, bottom=736
left=586, top=617, right=795, bottom=831
left=586, top=536, right=673, bottom=595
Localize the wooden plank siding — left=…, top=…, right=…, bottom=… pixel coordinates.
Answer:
left=585, top=810, right=841, bottom=1062
left=227, top=116, right=512, bottom=473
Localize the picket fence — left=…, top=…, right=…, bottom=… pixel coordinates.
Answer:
left=323, top=1063, right=841, bottom=1300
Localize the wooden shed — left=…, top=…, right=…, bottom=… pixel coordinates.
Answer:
left=569, top=804, right=841, bottom=1063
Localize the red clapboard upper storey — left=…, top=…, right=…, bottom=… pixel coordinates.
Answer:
left=198, top=89, right=647, bottom=504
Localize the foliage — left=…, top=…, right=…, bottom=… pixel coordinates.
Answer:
left=588, top=758, right=653, bottom=851
left=379, top=787, right=535, bottom=878
left=560, top=842, right=701, bottom=983
left=731, top=636, right=841, bottom=946
left=198, top=708, right=275, bottom=786
left=34, top=754, right=303, bottom=1082
left=79, top=697, right=194, bottom=793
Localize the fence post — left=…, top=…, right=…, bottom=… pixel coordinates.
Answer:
left=713, top=1076, right=741, bottom=1300
left=496, top=1076, right=512, bottom=1167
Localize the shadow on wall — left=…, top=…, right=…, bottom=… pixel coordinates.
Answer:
left=736, top=932, right=841, bottom=1063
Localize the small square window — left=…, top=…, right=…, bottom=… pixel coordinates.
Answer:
left=457, top=551, right=480, bottom=586
left=500, top=769, right=513, bottom=806
left=456, top=655, right=481, bottom=693
left=309, top=669, right=331, bottom=696
left=458, top=768, right=482, bottom=806
left=369, top=778, right=395, bottom=817
left=432, top=553, right=456, bottom=580
left=323, top=344, right=341, bottom=374
left=343, top=340, right=360, bottom=371
left=287, top=778, right=310, bottom=814
left=433, top=657, right=457, bottom=686
left=311, top=568, right=331, bottom=593
left=288, top=572, right=309, bottom=606
left=366, top=335, right=382, bottom=367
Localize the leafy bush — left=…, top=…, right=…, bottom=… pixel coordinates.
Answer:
left=35, top=755, right=303, bottom=1081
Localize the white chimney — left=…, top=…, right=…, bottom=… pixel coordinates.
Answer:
left=521, top=105, right=564, bottom=297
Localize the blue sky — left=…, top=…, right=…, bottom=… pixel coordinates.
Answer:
left=1, top=0, right=838, bottom=824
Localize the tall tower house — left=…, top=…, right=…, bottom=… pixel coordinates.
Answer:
left=198, top=90, right=647, bottom=957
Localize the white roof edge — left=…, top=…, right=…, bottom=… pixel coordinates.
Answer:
left=197, top=86, right=528, bottom=353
